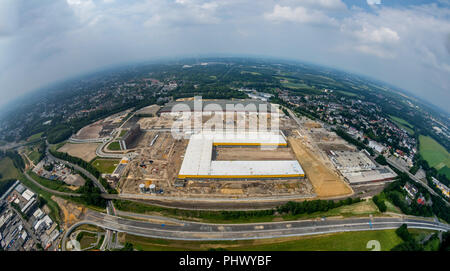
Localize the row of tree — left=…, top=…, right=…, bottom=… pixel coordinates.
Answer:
left=277, top=197, right=362, bottom=215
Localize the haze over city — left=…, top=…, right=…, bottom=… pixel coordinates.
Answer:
left=0, top=0, right=449, bottom=112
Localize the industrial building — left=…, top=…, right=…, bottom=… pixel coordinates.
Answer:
left=119, top=124, right=141, bottom=150
left=329, top=150, right=397, bottom=184
left=178, top=131, right=305, bottom=180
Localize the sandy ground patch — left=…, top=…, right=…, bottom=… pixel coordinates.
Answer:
left=64, top=174, right=86, bottom=186
left=52, top=196, right=86, bottom=231
left=58, top=143, right=99, bottom=162
left=288, top=137, right=353, bottom=198
left=73, top=122, right=102, bottom=139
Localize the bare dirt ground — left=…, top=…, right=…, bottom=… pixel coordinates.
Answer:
left=64, top=174, right=86, bottom=186
left=58, top=143, right=99, bottom=162
left=136, top=105, right=160, bottom=115
left=52, top=196, right=86, bottom=231
left=215, top=147, right=295, bottom=161
left=317, top=143, right=355, bottom=153
left=288, top=137, right=353, bottom=198
left=119, top=132, right=187, bottom=193
left=138, top=116, right=176, bottom=129
left=73, top=122, right=102, bottom=139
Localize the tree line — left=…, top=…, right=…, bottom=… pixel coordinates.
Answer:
left=277, top=197, right=362, bottom=215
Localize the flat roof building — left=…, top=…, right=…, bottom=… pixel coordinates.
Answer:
left=178, top=131, right=304, bottom=179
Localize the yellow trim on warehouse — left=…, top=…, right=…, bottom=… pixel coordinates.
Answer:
left=213, top=142, right=287, bottom=146
left=178, top=174, right=305, bottom=179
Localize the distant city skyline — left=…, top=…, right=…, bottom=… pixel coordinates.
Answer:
left=0, top=0, right=449, bottom=112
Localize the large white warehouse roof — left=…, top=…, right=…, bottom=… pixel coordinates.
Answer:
left=178, top=131, right=304, bottom=179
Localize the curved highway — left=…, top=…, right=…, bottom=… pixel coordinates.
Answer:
left=62, top=209, right=450, bottom=246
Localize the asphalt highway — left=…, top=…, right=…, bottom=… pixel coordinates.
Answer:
left=74, top=210, right=450, bottom=241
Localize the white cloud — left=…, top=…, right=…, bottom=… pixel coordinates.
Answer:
left=0, top=0, right=18, bottom=36
left=0, top=0, right=449, bottom=112
left=296, top=0, right=347, bottom=10
left=264, top=4, right=337, bottom=25
left=367, top=0, right=381, bottom=5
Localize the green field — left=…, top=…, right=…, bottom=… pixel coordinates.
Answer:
left=27, top=132, right=43, bottom=142
left=92, top=159, right=120, bottom=174
left=389, top=115, right=414, bottom=135
left=28, top=151, right=41, bottom=164
left=107, top=141, right=121, bottom=151
left=419, top=135, right=450, bottom=178
left=119, top=130, right=128, bottom=138
left=0, top=157, right=21, bottom=181
left=77, top=231, right=100, bottom=249
left=241, top=71, right=261, bottom=76
left=122, top=229, right=403, bottom=251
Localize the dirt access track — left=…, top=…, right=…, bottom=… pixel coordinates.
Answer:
left=288, top=137, right=353, bottom=198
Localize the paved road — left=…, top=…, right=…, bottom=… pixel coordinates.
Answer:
left=66, top=210, right=450, bottom=242
left=23, top=171, right=81, bottom=197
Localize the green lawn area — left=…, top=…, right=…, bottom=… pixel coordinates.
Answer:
left=27, top=150, right=41, bottom=164
left=122, top=229, right=403, bottom=251
left=77, top=231, right=99, bottom=249
left=107, top=141, right=121, bottom=151
left=0, top=157, right=21, bottom=181
left=384, top=200, right=402, bottom=214
left=389, top=115, right=414, bottom=135
left=419, top=135, right=450, bottom=178
left=91, top=159, right=120, bottom=174
left=119, top=130, right=128, bottom=138
left=51, top=141, right=67, bottom=152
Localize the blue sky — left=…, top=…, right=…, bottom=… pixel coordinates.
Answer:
left=0, top=0, right=449, bottom=112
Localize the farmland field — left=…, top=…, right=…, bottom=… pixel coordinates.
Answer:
left=389, top=115, right=414, bottom=135
left=0, top=157, right=21, bottom=181
left=419, top=135, right=450, bottom=178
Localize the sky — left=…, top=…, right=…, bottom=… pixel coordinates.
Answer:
left=0, top=0, right=449, bottom=112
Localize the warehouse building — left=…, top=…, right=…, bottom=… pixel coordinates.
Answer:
left=178, top=131, right=304, bottom=180
left=329, top=150, right=397, bottom=184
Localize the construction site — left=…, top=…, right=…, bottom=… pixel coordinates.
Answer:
left=62, top=99, right=398, bottom=202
